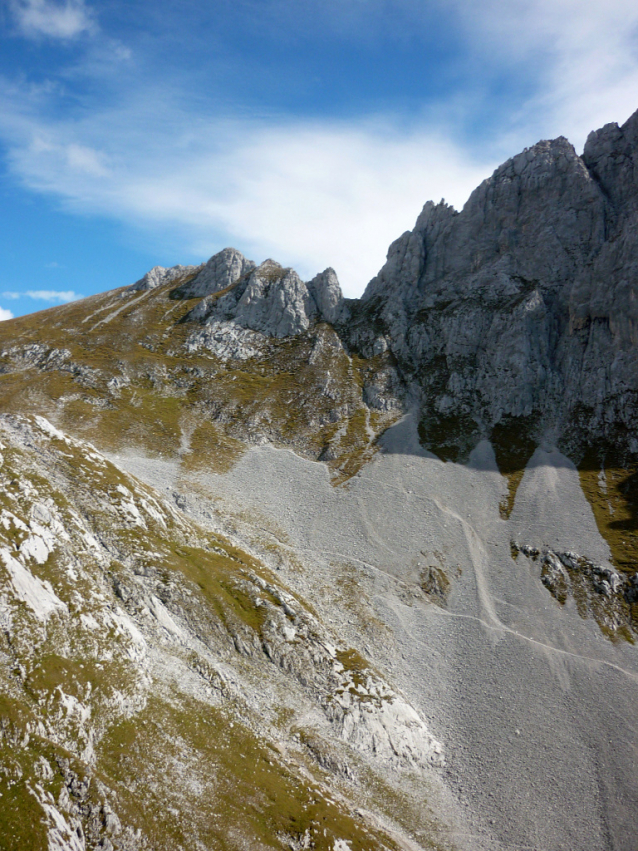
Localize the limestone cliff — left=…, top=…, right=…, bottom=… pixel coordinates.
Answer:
left=346, top=109, right=638, bottom=466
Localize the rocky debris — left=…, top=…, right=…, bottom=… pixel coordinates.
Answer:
left=516, top=544, right=540, bottom=560
left=347, top=107, right=638, bottom=461
left=49, top=759, right=142, bottom=851
left=129, top=264, right=201, bottom=292
left=361, top=363, right=403, bottom=413
left=1, top=343, right=72, bottom=371
left=106, top=374, right=131, bottom=396
left=540, top=549, right=625, bottom=599
left=0, top=414, right=442, bottom=849
left=0, top=343, right=108, bottom=396
left=229, top=569, right=444, bottom=769
left=185, top=320, right=267, bottom=361
left=512, top=541, right=637, bottom=637
left=418, top=565, right=450, bottom=607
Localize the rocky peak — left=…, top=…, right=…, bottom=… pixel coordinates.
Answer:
left=582, top=107, right=638, bottom=216
left=171, top=247, right=255, bottom=299
left=363, top=201, right=455, bottom=300
left=363, top=135, right=605, bottom=319
left=131, top=246, right=345, bottom=339
left=306, top=267, right=344, bottom=324
left=426, top=137, right=604, bottom=292
left=129, top=263, right=202, bottom=291
left=183, top=255, right=344, bottom=338
left=229, top=261, right=317, bottom=338
left=348, top=109, right=638, bottom=461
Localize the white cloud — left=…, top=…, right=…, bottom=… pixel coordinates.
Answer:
left=443, top=0, right=638, bottom=150
left=3, top=289, right=81, bottom=302
left=1, top=104, right=494, bottom=295
left=11, top=0, right=95, bottom=40
left=25, top=289, right=81, bottom=302
left=0, top=307, right=15, bottom=321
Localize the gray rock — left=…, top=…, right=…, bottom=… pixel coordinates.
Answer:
left=129, top=264, right=200, bottom=292
left=307, top=267, right=344, bottom=324
left=190, top=260, right=314, bottom=339
left=232, top=260, right=317, bottom=337
left=184, top=257, right=345, bottom=339
left=173, top=247, right=255, bottom=300
left=186, top=320, right=266, bottom=361
left=349, top=107, right=638, bottom=457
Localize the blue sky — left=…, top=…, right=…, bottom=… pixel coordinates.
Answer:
left=1, top=0, right=638, bottom=318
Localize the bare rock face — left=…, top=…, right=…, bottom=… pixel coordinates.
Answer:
left=349, top=108, right=638, bottom=460
left=232, top=260, right=318, bottom=337
left=129, top=263, right=201, bottom=291
left=307, top=267, right=345, bottom=324
left=171, top=247, right=255, bottom=299
left=188, top=257, right=345, bottom=338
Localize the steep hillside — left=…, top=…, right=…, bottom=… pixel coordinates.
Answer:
left=0, top=110, right=638, bottom=851
left=0, top=254, right=401, bottom=488
left=345, top=108, right=638, bottom=597
left=0, top=415, right=449, bottom=851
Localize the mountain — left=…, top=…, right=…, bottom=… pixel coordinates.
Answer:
left=0, top=110, right=637, bottom=851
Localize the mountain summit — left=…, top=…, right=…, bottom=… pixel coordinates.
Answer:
left=0, top=111, right=637, bottom=851
left=356, top=109, right=638, bottom=458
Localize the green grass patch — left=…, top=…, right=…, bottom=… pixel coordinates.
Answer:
left=490, top=414, right=539, bottom=518
left=418, top=411, right=479, bottom=464
left=0, top=775, right=49, bottom=851
left=97, top=694, right=402, bottom=851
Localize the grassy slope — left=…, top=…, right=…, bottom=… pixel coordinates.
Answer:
left=0, top=415, right=450, bottom=850
left=0, top=279, right=399, bottom=485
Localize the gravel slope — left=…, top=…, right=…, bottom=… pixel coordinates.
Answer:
left=112, top=414, right=638, bottom=851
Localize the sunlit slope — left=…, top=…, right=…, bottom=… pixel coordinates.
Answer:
left=0, top=414, right=451, bottom=851
left=0, top=276, right=400, bottom=486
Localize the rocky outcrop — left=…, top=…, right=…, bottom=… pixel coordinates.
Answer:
left=512, top=542, right=638, bottom=639
left=129, top=263, right=201, bottom=291
left=172, top=247, right=255, bottom=300
left=307, top=267, right=345, bottom=325
left=230, top=260, right=319, bottom=337
left=347, top=108, right=638, bottom=460
left=128, top=247, right=346, bottom=341
left=185, top=255, right=345, bottom=338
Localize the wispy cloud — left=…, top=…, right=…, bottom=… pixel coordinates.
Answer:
left=27, top=289, right=81, bottom=301
left=1, top=0, right=637, bottom=297
left=2, top=289, right=81, bottom=302
left=0, top=102, right=493, bottom=293
left=10, top=0, right=96, bottom=40
left=0, top=307, right=15, bottom=321
left=443, top=0, right=638, bottom=149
